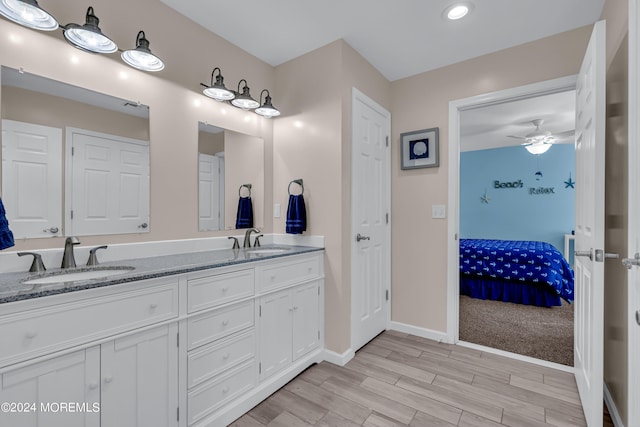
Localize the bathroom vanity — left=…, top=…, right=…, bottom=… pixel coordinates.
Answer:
left=0, top=245, right=324, bottom=427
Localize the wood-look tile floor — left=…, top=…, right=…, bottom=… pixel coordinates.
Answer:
left=231, top=331, right=591, bottom=427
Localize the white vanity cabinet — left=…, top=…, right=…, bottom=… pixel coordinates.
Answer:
left=0, top=276, right=180, bottom=427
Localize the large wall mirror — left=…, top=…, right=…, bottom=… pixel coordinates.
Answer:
left=1, top=66, right=150, bottom=239
left=198, top=122, right=264, bottom=231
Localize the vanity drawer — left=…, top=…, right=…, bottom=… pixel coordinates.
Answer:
left=188, top=360, right=255, bottom=425
left=187, top=300, right=254, bottom=350
left=257, top=254, right=322, bottom=292
left=187, top=268, right=254, bottom=313
left=187, top=330, right=255, bottom=388
left=0, top=280, right=178, bottom=366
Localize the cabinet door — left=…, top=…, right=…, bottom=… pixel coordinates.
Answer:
left=292, top=281, right=321, bottom=361
left=258, top=289, right=292, bottom=381
left=101, top=324, right=178, bottom=427
left=0, top=347, right=100, bottom=427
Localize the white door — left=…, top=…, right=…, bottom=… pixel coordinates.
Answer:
left=101, top=324, right=178, bottom=427
left=626, top=1, right=640, bottom=424
left=0, top=347, right=100, bottom=427
left=198, top=153, right=221, bottom=231
left=351, top=88, right=391, bottom=351
left=259, top=289, right=292, bottom=380
left=1, top=119, right=62, bottom=238
left=69, top=128, right=150, bottom=236
left=573, top=20, right=606, bottom=426
left=292, top=281, right=320, bottom=361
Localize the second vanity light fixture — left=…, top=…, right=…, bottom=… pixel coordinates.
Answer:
left=0, top=2, right=164, bottom=72
left=201, top=67, right=281, bottom=118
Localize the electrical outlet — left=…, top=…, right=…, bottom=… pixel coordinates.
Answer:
left=274, top=203, right=281, bottom=218
left=432, top=205, right=446, bottom=219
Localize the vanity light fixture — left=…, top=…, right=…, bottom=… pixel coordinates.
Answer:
left=121, top=31, right=164, bottom=72
left=231, top=79, right=260, bottom=110
left=0, top=0, right=58, bottom=31
left=443, top=2, right=473, bottom=20
left=255, top=89, right=280, bottom=118
left=63, top=7, right=117, bottom=54
left=201, top=67, right=235, bottom=101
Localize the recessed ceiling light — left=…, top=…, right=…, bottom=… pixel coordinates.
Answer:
left=443, top=3, right=473, bottom=20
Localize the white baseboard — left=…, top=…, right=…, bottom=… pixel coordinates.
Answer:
left=604, top=381, right=625, bottom=427
left=388, top=321, right=452, bottom=344
left=323, top=347, right=355, bottom=366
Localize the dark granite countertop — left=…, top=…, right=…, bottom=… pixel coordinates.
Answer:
left=0, top=245, right=323, bottom=304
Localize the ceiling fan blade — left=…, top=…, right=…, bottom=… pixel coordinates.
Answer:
left=554, top=130, right=575, bottom=138
left=507, top=135, right=526, bottom=140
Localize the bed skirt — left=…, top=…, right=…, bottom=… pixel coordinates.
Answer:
left=460, top=277, right=562, bottom=308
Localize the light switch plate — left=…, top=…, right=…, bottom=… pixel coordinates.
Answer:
left=274, top=203, right=281, bottom=218
left=432, top=205, right=446, bottom=219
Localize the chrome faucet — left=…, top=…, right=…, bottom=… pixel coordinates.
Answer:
left=243, top=228, right=260, bottom=248
left=61, top=236, right=80, bottom=268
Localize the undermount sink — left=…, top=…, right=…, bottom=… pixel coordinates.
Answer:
left=246, top=247, right=292, bottom=255
left=22, top=266, right=135, bottom=285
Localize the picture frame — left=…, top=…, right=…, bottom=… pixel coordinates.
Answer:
left=400, top=127, right=439, bottom=170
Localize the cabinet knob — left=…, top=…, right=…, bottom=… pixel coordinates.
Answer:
left=88, top=382, right=99, bottom=390
left=293, top=306, right=299, bottom=310
left=289, top=307, right=294, bottom=312
left=25, top=331, right=38, bottom=339
left=270, top=275, right=275, bottom=281
left=222, top=386, right=230, bottom=394
left=222, top=353, right=230, bottom=360
left=222, top=320, right=229, bottom=326
left=149, top=303, right=158, bottom=310
left=221, top=287, right=229, bottom=293
left=104, top=375, right=113, bottom=384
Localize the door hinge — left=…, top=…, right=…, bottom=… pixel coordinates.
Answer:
left=70, top=210, right=74, bottom=220
left=176, top=332, right=179, bottom=347
left=259, top=305, right=262, bottom=317
left=71, top=146, right=75, bottom=156
left=318, top=330, right=320, bottom=340
left=259, top=362, right=262, bottom=374
left=318, top=287, right=320, bottom=296
left=177, top=407, right=179, bottom=421
left=385, top=136, right=389, bottom=147
left=386, top=213, right=389, bottom=224
left=385, top=289, right=389, bottom=301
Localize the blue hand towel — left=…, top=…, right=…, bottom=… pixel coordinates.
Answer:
left=286, top=194, right=307, bottom=234
left=0, top=197, right=15, bottom=250
left=235, top=196, right=254, bottom=229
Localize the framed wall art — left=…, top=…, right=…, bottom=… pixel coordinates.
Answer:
left=400, top=127, right=439, bottom=170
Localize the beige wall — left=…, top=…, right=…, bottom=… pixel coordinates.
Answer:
left=273, top=40, right=391, bottom=353
left=389, top=26, right=592, bottom=332
left=601, top=0, right=630, bottom=424
left=0, top=0, right=275, bottom=251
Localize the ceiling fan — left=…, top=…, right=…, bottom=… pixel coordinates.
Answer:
left=508, top=119, right=574, bottom=154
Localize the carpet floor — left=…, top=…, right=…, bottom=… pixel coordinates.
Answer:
left=459, top=295, right=574, bottom=366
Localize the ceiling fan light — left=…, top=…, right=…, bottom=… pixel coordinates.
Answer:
left=0, top=0, right=58, bottom=31
left=525, top=143, right=552, bottom=155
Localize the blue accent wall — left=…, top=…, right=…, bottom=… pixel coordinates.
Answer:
left=460, top=144, right=575, bottom=251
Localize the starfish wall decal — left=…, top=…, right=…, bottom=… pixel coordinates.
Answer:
left=480, top=191, right=490, bottom=204
left=564, top=173, right=575, bottom=188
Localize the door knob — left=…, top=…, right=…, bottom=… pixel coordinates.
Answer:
left=43, top=227, right=59, bottom=234
left=138, top=222, right=148, bottom=229
left=622, top=253, right=640, bottom=269
left=356, top=233, right=370, bottom=242
left=575, top=250, right=593, bottom=261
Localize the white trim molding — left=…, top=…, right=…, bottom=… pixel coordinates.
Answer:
left=604, top=381, right=625, bottom=427
left=323, top=348, right=355, bottom=367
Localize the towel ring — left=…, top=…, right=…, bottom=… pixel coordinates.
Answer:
left=239, top=183, right=252, bottom=197
left=288, top=179, right=304, bottom=196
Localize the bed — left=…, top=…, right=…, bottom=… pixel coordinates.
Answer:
left=459, top=239, right=574, bottom=307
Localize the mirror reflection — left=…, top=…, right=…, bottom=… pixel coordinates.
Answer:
left=198, top=122, right=264, bottom=231
left=1, top=66, right=150, bottom=239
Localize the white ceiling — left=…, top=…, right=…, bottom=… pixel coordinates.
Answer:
left=460, top=90, right=576, bottom=152
left=159, top=0, right=604, bottom=81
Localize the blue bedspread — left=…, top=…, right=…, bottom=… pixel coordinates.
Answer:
left=459, top=239, right=574, bottom=303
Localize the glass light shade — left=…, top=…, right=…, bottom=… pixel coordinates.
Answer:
left=121, top=31, right=164, bottom=72
left=63, top=7, right=117, bottom=54
left=255, top=92, right=280, bottom=118
left=0, top=0, right=58, bottom=31
left=524, top=143, right=552, bottom=155
left=203, top=86, right=235, bottom=101
left=231, top=82, right=259, bottom=110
